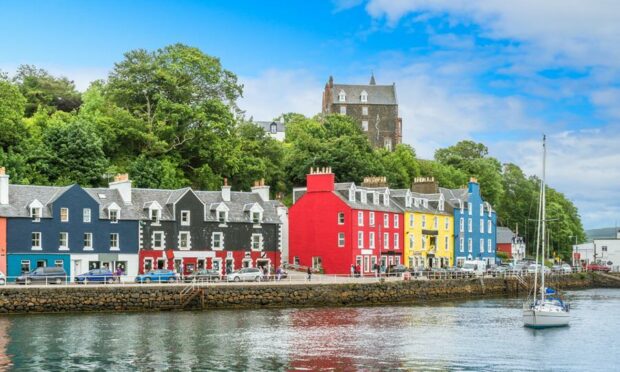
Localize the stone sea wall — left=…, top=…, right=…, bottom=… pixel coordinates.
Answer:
left=0, top=273, right=612, bottom=314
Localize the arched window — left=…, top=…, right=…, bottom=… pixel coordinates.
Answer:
left=360, top=90, right=368, bottom=103
left=270, top=123, right=277, bottom=134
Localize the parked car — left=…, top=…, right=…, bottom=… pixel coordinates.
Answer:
left=16, top=267, right=68, bottom=285
left=551, top=264, right=572, bottom=274
left=184, top=269, right=221, bottom=283
left=527, top=264, right=551, bottom=274
left=461, top=260, right=487, bottom=276
left=586, top=263, right=611, bottom=272
left=135, top=269, right=178, bottom=283
left=75, top=269, right=116, bottom=284
left=227, top=268, right=263, bottom=282
left=487, top=265, right=508, bottom=277
left=387, top=265, right=409, bottom=276
left=0, top=272, right=5, bottom=285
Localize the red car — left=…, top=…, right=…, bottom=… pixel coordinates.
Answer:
left=586, top=263, right=611, bottom=272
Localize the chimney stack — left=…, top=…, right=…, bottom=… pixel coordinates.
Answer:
left=411, top=177, right=438, bottom=194
left=251, top=178, right=270, bottom=201
left=222, top=178, right=231, bottom=202
left=109, top=173, right=132, bottom=205
left=0, top=167, right=8, bottom=205
left=362, top=176, right=388, bottom=188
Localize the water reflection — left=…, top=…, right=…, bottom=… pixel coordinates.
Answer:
left=0, top=289, right=618, bottom=371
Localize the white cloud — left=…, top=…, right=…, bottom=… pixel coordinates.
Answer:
left=365, top=0, right=620, bottom=68
left=238, top=69, right=323, bottom=121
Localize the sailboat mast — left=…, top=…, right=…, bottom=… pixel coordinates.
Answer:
left=541, top=135, right=547, bottom=302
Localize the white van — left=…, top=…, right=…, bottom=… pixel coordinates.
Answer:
left=461, top=260, right=487, bottom=276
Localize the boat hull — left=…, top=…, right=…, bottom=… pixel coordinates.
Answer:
left=523, top=308, right=570, bottom=328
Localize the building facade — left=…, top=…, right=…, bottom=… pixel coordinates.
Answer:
left=254, top=120, right=286, bottom=141
left=439, top=178, right=497, bottom=267
left=573, top=230, right=620, bottom=272
left=290, top=169, right=403, bottom=275
left=496, top=227, right=526, bottom=261
left=322, top=75, right=402, bottom=150
left=0, top=169, right=140, bottom=280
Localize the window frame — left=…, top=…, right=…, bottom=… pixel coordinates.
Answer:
left=59, top=232, right=69, bottom=251
left=251, top=233, right=263, bottom=251
left=338, top=232, right=345, bottom=247
left=180, top=210, right=191, bottom=226
left=152, top=232, right=164, bottom=250
left=369, top=212, right=375, bottom=226
left=60, top=207, right=69, bottom=222
left=31, top=232, right=42, bottom=250
left=212, top=232, right=224, bottom=251
left=109, top=209, right=119, bottom=224
left=357, top=231, right=364, bottom=249
left=393, top=233, right=399, bottom=249
left=83, top=232, right=93, bottom=250
left=110, top=233, right=119, bottom=251
left=83, top=208, right=91, bottom=223
left=358, top=211, right=364, bottom=227
left=338, top=212, right=345, bottom=225
left=30, top=207, right=41, bottom=222
left=394, top=214, right=399, bottom=228
left=179, top=231, right=190, bottom=250
left=384, top=214, right=389, bottom=228
left=369, top=232, right=375, bottom=249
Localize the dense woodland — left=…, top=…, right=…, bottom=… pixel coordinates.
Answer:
left=0, top=44, right=585, bottom=259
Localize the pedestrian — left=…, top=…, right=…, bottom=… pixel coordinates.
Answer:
left=355, top=264, right=361, bottom=278
left=307, top=267, right=312, bottom=281
left=179, top=263, right=185, bottom=280
left=276, top=267, right=282, bottom=281
left=350, top=265, right=355, bottom=277
left=374, top=263, right=379, bottom=277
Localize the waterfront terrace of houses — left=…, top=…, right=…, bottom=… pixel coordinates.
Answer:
left=0, top=168, right=287, bottom=280
left=290, top=169, right=404, bottom=275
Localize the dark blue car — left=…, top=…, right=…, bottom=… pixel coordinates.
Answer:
left=135, top=269, right=178, bottom=284
left=75, top=269, right=116, bottom=284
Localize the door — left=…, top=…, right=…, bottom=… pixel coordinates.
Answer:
left=73, top=260, right=81, bottom=280
left=256, top=259, right=270, bottom=275
left=197, top=259, right=205, bottom=270
left=157, top=259, right=165, bottom=269
left=144, top=258, right=153, bottom=272
left=225, top=258, right=234, bottom=274
left=363, top=256, right=370, bottom=274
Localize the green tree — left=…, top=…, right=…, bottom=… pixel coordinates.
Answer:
left=129, top=155, right=189, bottom=189
left=12, top=65, right=82, bottom=117
left=378, top=144, right=420, bottom=188
left=0, top=78, right=27, bottom=149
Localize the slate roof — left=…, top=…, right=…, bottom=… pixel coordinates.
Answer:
left=391, top=189, right=449, bottom=216
left=497, top=227, right=515, bottom=244
left=439, top=187, right=468, bottom=208
left=254, top=120, right=286, bottom=133
left=332, top=83, right=397, bottom=105
left=0, top=184, right=285, bottom=224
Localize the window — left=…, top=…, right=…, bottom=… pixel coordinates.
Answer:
left=422, top=237, right=426, bottom=250
left=179, top=232, right=190, bottom=250
left=357, top=231, right=364, bottom=248
left=445, top=217, right=449, bottom=230
left=488, top=239, right=492, bottom=253
left=54, top=260, right=63, bottom=268
left=59, top=232, right=68, bottom=250
left=445, top=236, right=449, bottom=251
left=83, top=233, right=93, bottom=250
left=394, top=214, right=399, bottom=228
left=480, top=204, right=484, bottom=216
left=460, top=237, right=464, bottom=252
left=340, top=106, right=346, bottom=115
left=602, top=245, right=608, bottom=252
left=369, top=232, right=375, bottom=248
left=468, top=218, right=472, bottom=232
left=270, top=123, right=277, bottom=134
left=181, top=210, right=190, bottom=226
left=468, top=238, right=473, bottom=253
left=384, top=214, right=389, bottom=228
left=251, top=234, right=263, bottom=251
left=338, top=90, right=346, bottom=102
left=362, top=106, right=368, bottom=116
left=109, top=209, right=119, bottom=223
left=338, top=233, right=345, bottom=247
left=21, top=260, right=30, bottom=273
left=433, top=216, right=438, bottom=229
left=338, top=212, right=345, bottom=225
left=358, top=211, right=364, bottom=226
left=480, top=239, right=484, bottom=253
left=394, top=233, right=399, bottom=249
left=480, top=219, right=484, bottom=233
left=409, top=235, right=414, bottom=249
left=488, top=220, right=492, bottom=234
left=152, top=232, right=163, bottom=250
left=212, top=232, right=224, bottom=250
left=383, top=233, right=389, bottom=248
left=150, top=209, right=160, bottom=224
left=30, top=207, right=41, bottom=222
left=468, top=203, right=472, bottom=215
left=421, top=215, right=426, bottom=228
left=384, top=137, right=392, bottom=151
left=83, top=208, right=91, bottom=223
left=369, top=212, right=375, bottom=226
left=252, top=211, right=262, bottom=224
left=60, top=208, right=69, bottom=222
left=218, top=210, right=227, bottom=224
left=110, top=233, right=119, bottom=250
left=31, top=232, right=41, bottom=250
left=409, top=214, right=414, bottom=228
left=360, top=90, right=368, bottom=102
left=362, top=120, right=368, bottom=131
left=460, top=218, right=464, bottom=232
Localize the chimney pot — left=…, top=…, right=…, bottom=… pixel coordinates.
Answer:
left=0, top=166, right=9, bottom=205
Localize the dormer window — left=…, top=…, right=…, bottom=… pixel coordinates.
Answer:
left=360, top=90, right=368, bottom=103
left=150, top=209, right=160, bottom=224
left=218, top=210, right=227, bottom=224
left=414, top=198, right=420, bottom=207
left=252, top=211, right=261, bottom=224
left=383, top=192, right=389, bottom=206
left=245, top=203, right=264, bottom=226
left=270, top=123, right=277, bottom=134
left=338, top=90, right=346, bottom=102
left=109, top=209, right=119, bottom=223
left=349, top=186, right=356, bottom=202
left=423, top=199, right=428, bottom=208
left=31, top=207, right=41, bottom=222
left=439, top=200, right=445, bottom=212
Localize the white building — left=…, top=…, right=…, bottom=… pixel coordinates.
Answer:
left=573, top=229, right=620, bottom=272
left=254, top=120, right=286, bottom=141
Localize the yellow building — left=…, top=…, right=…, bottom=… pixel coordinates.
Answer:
left=393, top=189, right=454, bottom=269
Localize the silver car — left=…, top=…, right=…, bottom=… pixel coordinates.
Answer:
left=227, top=268, right=263, bottom=282
left=527, top=264, right=551, bottom=274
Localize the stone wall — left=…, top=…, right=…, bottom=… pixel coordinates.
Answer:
left=0, top=273, right=609, bottom=314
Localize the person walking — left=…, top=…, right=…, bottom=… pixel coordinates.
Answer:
left=350, top=265, right=355, bottom=278
left=355, top=264, right=361, bottom=278
left=276, top=267, right=282, bottom=281
left=307, top=267, right=312, bottom=281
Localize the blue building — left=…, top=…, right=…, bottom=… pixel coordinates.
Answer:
left=0, top=173, right=140, bottom=280
left=440, top=178, right=497, bottom=267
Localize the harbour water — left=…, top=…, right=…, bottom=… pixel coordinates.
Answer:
left=0, top=288, right=618, bottom=371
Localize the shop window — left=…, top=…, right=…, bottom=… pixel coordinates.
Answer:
left=89, top=261, right=101, bottom=270
left=115, top=261, right=127, bottom=275
left=36, top=260, right=46, bottom=268
left=20, top=260, right=30, bottom=273
left=312, top=256, right=322, bottom=269
left=55, top=260, right=63, bottom=268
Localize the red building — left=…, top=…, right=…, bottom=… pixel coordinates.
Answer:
left=289, top=168, right=403, bottom=275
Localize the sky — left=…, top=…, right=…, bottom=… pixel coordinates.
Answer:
left=1, top=0, right=619, bottom=229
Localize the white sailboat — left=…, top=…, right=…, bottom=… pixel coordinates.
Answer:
left=523, top=135, right=570, bottom=328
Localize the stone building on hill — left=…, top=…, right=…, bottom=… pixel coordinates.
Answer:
left=322, top=75, right=402, bottom=150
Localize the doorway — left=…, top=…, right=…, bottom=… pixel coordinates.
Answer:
left=144, top=258, right=153, bottom=272
left=256, top=259, right=270, bottom=275
left=197, top=259, right=205, bottom=270
left=212, top=258, right=222, bottom=272
left=157, top=258, right=165, bottom=269
left=225, top=258, right=234, bottom=274
left=363, top=256, right=370, bottom=274
left=36, top=260, right=46, bottom=268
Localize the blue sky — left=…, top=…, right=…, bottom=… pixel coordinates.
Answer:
left=2, top=0, right=619, bottom=229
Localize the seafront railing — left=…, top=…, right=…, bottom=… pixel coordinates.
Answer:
left=0, top=266, right=589, bottom=287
